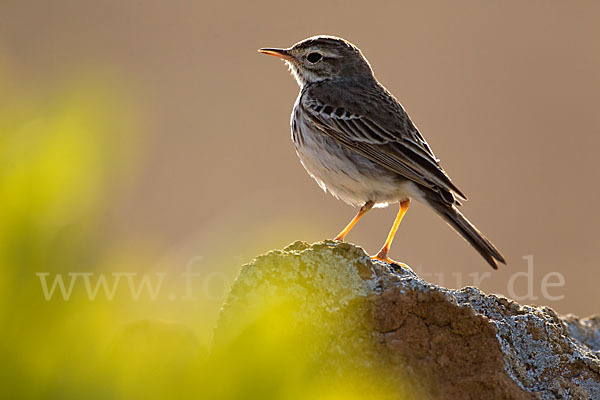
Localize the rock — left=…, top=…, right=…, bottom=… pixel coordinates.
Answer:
left=215, top=241, right=600, bottom=400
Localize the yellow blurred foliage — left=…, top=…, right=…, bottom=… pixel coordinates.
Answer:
left=0, top=68, right=408, bottom=399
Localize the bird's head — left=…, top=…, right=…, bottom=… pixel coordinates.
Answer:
left=259, top=35, right=374, bottom=86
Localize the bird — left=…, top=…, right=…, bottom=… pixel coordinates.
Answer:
left=258, top=35, right=505, bottom=269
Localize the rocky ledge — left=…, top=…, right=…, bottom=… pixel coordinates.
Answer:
left=215, top=241, right=600, bottom=399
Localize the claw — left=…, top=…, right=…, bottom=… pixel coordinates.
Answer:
left=370, top=255, right=408, bottom=269
left=370, top=255, right=395, bottom=264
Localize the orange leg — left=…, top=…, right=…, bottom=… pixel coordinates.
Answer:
left=372, top=199, right=410, bottom=264
left=334, top=200, right=375, bottom=242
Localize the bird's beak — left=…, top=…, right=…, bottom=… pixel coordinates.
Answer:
left=258, top=48, right=292, bottom=60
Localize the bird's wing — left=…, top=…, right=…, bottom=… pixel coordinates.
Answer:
left=302, top=84, right=467, bottom=201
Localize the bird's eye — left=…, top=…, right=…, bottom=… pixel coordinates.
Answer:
left=307, top=52, right=322, bottom=63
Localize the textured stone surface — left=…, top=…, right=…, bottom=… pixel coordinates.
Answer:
left=215, top=241, right=600, bottom=399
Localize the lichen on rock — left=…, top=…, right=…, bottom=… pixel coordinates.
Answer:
left=215, top=240, right=600, bottom=399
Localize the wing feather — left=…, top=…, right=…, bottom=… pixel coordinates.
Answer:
left=302, top=92, right=467, bottom=201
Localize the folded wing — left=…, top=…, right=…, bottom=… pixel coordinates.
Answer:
left=302, top=89, right=467, bottom=202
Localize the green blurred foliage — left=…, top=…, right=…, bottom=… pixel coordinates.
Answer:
left=0, top=70, right=140, bottom=398
left=0, top=68, right=408, bottom=399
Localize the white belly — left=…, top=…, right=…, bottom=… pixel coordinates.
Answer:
left=292, top=110, right=418, bottom=208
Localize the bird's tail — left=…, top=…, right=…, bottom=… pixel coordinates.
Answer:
left=423, top=192, right=506, bottom=270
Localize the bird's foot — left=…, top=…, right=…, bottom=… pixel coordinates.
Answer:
left=370, top=254, right=395, bottom=264
left=370, top=249, right=408, bottom=269
left=333, top=235, right=344, bottom=242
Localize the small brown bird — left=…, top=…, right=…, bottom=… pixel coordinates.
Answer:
left=259, top=35, right=505, bottom=269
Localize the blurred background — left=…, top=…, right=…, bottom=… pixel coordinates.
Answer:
left=0, top=0, right=599, bottom=397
